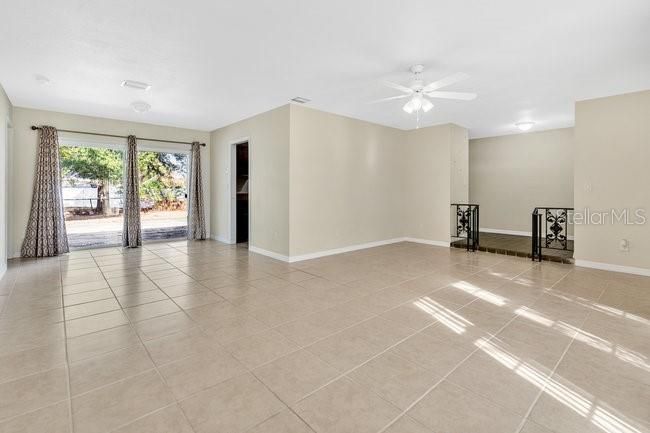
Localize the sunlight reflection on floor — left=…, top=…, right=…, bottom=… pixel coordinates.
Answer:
left=475, top=338, right=645, bottom=433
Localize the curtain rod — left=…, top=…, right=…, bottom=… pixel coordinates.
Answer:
left=30, top=126, right=206, bottom=147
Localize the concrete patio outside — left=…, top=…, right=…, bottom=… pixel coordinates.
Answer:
left=65, top=210, right=187, bottom=248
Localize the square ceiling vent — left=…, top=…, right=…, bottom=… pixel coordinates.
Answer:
left=290, top=96, right=310, bottom=104
left=121, top=80, right=151, bottom=91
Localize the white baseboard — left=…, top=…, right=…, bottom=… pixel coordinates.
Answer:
left=248, top=246, right=291, bottom=262
left=480, top=227, right=575, bottom=241
left=0, top=262, right=6, bottom=281
left=480, top=228, right=532, bottom=237
left=575, top=259, right=650, bottom=277
left=211, top=234, right=234, bottom=244
left=403, top=237, right=451, bottom=248
left=248, top=237, right=450, bottom=263
left=288, top=238, right=407, bottom=262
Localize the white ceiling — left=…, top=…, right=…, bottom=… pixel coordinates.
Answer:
left=1, top=0, right=649, bottom=137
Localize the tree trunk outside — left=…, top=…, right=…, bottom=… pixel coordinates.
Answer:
left=96, top=181, right=111, bottom=215
left=96, top=183, right=104, bottom=214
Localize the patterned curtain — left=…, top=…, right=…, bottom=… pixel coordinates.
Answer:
left=122, top=135, right=142, bottom=247
left=21, top=126, right=69, bottom=257
left=188, top=142, right=206, bottom=240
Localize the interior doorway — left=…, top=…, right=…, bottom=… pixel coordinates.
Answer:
left=233, top=141, right=249, bottom=244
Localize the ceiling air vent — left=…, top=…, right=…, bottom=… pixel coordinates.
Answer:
left=290, top=96, right=311, bottom=104
left=121, top=80, right=151, bottom=91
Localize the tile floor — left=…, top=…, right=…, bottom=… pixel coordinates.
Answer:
left=0, top=240, right=648, bottom=433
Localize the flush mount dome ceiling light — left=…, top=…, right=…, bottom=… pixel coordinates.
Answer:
left=373, top=65, right=477, bottom=116
left=35, top=74, right=51, bottom=86
left=131, top=101, right=151, bottom=113
left=516, top=121, right=535, bottom=131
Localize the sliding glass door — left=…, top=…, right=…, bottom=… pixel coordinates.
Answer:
left=60, top=143, right=189, bottom=249
left=60, top=145, right=125, bottom=248
left=138, top=150, right=188, bottom=241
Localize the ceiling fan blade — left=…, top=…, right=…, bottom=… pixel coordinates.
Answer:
left=423, top=72, right=469, bottom=92
left=369, top=94, right=411, bottom=104
left=425, top=91, right=477, bottom=101
left=382, top=80, right=413, bottom=94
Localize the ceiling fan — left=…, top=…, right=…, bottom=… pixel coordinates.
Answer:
left=374, top=65, right=477, bottom=114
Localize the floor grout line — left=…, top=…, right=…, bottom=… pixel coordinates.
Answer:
left=63, top=253, right=485, bottom=410
left=212, top=267, right=480, bottom=373
left=374, top=260, right=560, bottom=433
left=70, top=247, right=487, bottom=431
left=10, top=277, right=443, bottom=410
left=0, top=254, right=295, bottom=426
left=511, top=271, right=603, bottom=433
left=95, top=246, right=202, bottom=433
left=246, top=369, right=319, bottom=433
left=60, top=256, right=76, bottom=433
left=2, top=244, right=627, bottom=433
left=105, top=402, right=180, bottom=433
left=286, top=263, right=510, bottom=405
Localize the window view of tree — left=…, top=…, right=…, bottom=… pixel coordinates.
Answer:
left=60, top=146, right=123, bottom=215
left=60, top=146, right=188, bottom=216
left=138, top=152, right=188, bottom=211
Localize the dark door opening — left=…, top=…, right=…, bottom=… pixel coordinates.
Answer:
left=235, top=142, right=249, bottom=243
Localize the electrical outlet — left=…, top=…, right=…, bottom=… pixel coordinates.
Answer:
left=619, top=239, right=629, bottom=252
left=584, top=183, right=592, bottom=193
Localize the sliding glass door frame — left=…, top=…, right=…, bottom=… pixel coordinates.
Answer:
left=136, top=144, right=190, bottom=242
left=58, top=133, right=191, bottom=248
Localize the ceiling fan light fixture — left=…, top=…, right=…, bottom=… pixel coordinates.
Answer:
left=516, top=121, right=535, bottom=131
left=379, top=65, right=474, bottom=117
left=403, top=94, right=433, bottom=114
left=411, top=94, right=423, bottom=111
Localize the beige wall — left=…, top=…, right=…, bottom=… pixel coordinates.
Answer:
left=450, top=124, right=469, bottom=204
left=209, top=104, right=466, bottom=258
left=0, top=85, right=13, bottom=275
left=9, top=107, right=210, bottom=258
left=6, top=91, right=648, bottom=274
left=574, top=90, right=650, bottom=272
left=469, top=128, right=574, bottom=233
left=403, top=124, right=458, bottom=243
left=210, top=105, right=290, bottom=256
left=288, top=105, right=405, bottom=256
left=5, top=101, right=468, bottom=262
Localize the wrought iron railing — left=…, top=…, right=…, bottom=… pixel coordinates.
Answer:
left=531, top=207, right=574, bottom=261
left=451, top=203, right=480, bottom=252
